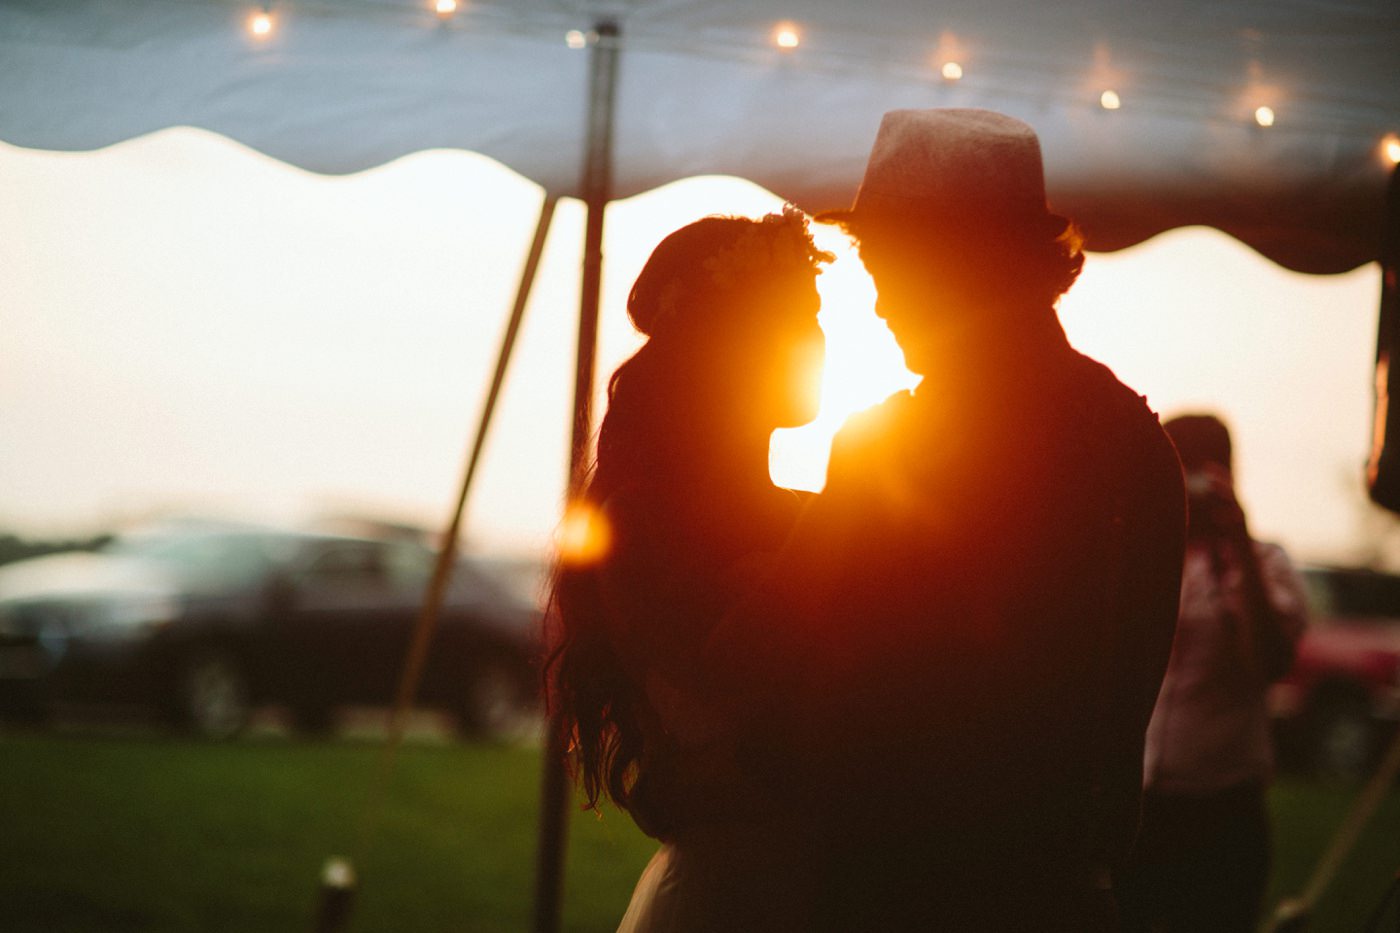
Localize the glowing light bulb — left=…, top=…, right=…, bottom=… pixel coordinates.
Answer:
left=1100, top=89, right=1121, bottom=110
left=1383, top=134, right=1400, bottom=166
left=434, top=0, right=457, bottom=15
left=774, top=24, right=800, bottom=49
left=565, top=29, right=587, bottom=49
left=1254, top=105, right=1275, bottom=127
left=249, top=10, right=273, bottom=37
left=941, top=61, right=963, bottom=81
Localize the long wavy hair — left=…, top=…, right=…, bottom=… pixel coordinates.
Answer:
left=546, top=212, right=827, bottom=817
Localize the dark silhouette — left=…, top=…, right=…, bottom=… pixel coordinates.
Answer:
left=708, top=109, right=1187, bottom=931
left=1121, top=413, right=1308, bottom=933
left=549, top=209, right=832, bottom=930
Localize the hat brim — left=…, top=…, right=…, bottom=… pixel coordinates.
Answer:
left=812, top=207, right=858, bottom=230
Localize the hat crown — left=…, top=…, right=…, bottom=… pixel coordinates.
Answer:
left=853, top=109, right=1049, bottom=220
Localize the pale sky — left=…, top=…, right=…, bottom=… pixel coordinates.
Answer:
left=0, top=128, right=1383, bottom=565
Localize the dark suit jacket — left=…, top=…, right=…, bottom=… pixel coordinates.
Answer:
left=709, top=315, right=1185, bottom=930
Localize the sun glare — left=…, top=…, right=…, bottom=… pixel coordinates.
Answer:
left=770, top=225, right=920, bottom=491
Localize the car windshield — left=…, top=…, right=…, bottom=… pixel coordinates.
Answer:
left=1302, top=568, right=1400, bottom=620
left=105, top=531, right=281, bottom=592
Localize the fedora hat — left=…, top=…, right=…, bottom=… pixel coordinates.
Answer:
left=822, top=109, right=1064, bottom=236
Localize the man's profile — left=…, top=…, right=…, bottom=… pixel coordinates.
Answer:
left=712, top=109, right=1186, bottom=932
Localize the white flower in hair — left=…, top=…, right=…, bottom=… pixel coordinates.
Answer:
left=702, top=204, right=833, bottom=289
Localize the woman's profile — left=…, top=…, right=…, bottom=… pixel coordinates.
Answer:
left=548, top=207, right=832, bottom=931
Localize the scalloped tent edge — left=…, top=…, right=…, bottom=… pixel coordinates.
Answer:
left=3, top=0, right=1398, bottom=275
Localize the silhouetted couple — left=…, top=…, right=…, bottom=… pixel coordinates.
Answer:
left=551, top=109, right=1185, bottom=932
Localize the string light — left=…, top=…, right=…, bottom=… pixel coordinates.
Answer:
left=1383, top=134, right=1400, bottom=167
left=774, top=23, right=800, bottom=50
left=248, top=8, right=273, bottom=38
left=933, top=30, right=968, bottom=85
left=217, top=12, right=1376, bottom=144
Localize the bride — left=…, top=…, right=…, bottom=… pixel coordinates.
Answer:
left=549, top=207, right=832, bottom=931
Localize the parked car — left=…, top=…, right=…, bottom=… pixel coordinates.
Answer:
left=1269, top=566, right=1400, bottom=776
left=0, top=520, right=542, bottom=739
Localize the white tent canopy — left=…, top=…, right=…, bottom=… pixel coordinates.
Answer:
left=3, top=0, right=1398, bottom=273
left=4, top=5, right=1396, bottom=928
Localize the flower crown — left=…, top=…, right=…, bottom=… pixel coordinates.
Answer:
left=701, top=204, right=834, bottom=290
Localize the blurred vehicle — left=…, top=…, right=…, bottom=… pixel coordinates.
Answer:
left=0, top=520, right=542, bottom=739
left=1269, top=566, right=1400, bottom=776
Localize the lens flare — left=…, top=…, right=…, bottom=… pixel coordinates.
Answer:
left=558, top=501, right=612, bottom=567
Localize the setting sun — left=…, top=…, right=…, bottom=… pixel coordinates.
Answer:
left=770, top=224, right=920, bottom=491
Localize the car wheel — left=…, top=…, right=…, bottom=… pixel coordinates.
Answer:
left=290, top=702, right=335, bottom=737
left=176, top=649, right=251, bottom=739
left=1312, top=697, right=1376, bottom=779
left=456, top=658, right=536, bottom=741
left=0, top=693, right=51, bottom=728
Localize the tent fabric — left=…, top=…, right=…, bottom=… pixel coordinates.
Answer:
left=2, top=0, right=1397, bottom=273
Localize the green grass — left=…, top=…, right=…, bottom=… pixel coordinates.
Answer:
left=0, top=730, right=1395, bottom=932
left=1265, top=775, right=1400, bottom=932
left=0, top=731, right=657, bottom=933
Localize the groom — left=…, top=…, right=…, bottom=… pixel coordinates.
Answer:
left=714, top=110, right=1185, bottom=931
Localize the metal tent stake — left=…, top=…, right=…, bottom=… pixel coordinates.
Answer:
left=532, top=18, right=621, bottom=933
left=313, top=857, right=356, bottom=933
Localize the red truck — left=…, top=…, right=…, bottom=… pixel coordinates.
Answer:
left=1269, top=566, right=1400, bottom=776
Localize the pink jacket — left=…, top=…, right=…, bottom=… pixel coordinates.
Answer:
left=1143, top=540, right=1309, bottom=794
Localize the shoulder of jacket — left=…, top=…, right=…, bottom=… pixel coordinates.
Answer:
left=836, top=390, right=915, bottom=446
left=823, top=391, right=916, bottom=489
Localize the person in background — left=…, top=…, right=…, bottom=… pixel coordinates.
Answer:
left=1122, top=412, right=1309, bottom=933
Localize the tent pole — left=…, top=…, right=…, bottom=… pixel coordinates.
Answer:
left=320, top=194, right=559, bottom=933
left=355, top=191, right=558, bottom=846
left=451, top=194, right=558, bottom=533
left=533, top=18, right=621, bottom=933
left=382, top=194, right=559, bottom=756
